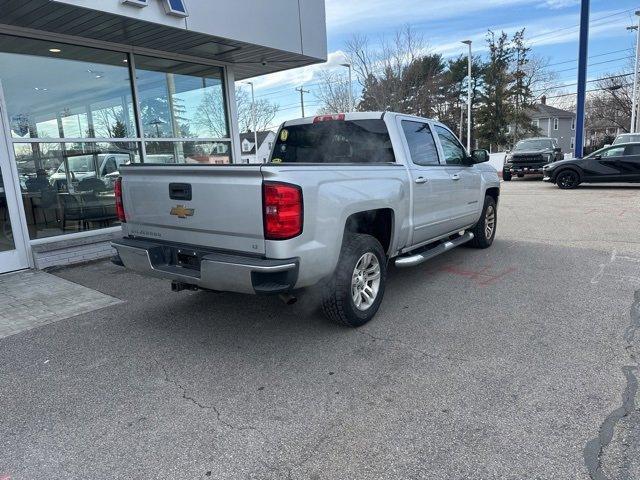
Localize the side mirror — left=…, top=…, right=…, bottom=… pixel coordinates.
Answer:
left=471, top=149, right=490, bottom=164
left=594, top=154, right=602, bottom=160
left=554, top=147, right=562, bottom=153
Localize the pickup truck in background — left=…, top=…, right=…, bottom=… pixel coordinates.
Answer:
left=503, top=137, right=563, bottom=181
left=112, top=112, right=500, bottom=327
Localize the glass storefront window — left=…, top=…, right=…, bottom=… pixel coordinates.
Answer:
left=0, top=172, right=16, bottom=252
left=135, top=55, right=229, bottom=139
left=13, top=142, right=140, bottom=239
left=0, top=34, right=233, bottom=243
left=0, top=35, right=136, bottom=140
left=145, top=141, right=231, bottom=164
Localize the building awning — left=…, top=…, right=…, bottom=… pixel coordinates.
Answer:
left=0, top=0, right=325, bottom=79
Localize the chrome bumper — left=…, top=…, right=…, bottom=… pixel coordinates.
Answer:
left=111, top=238, right=298, bottom=295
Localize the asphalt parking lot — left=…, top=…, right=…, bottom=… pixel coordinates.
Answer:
left=1, top=179, right=639, bottom=480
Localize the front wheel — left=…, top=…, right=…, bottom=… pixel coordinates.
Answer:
left=321, top=234, right=387, bottom=327
left=556, top=169, right=580, bottom=189
left=468, top=196, right=497, bottom=249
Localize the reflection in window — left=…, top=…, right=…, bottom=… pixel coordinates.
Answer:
left=135, top=55, right=228, bottom=139
left=13, top=142, right=139, bottom=239
left=145, top=141, right=231, bottom=164
left=0, top=34, right=136, bottom=140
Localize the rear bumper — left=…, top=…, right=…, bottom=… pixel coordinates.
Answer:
left=111, top=238, right=299, bottom=295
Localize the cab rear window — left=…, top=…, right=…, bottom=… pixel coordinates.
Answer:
left=271, top=119, right=395, bottom=164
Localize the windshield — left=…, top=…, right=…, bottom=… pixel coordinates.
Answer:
left=613, top=134, right=640, bottom=145
left=57, top=156, right=98, bottom=173
left=514, top=139, right=553, bottom=151
left=271, top=119, right=395, bottom=164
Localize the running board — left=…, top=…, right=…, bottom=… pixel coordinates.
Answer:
left=394, top=232, right=474, bottom=268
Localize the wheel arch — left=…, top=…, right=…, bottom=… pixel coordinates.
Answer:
left=554, top=165, right=583, bottom=183
left=344, top=208, right=395, bottom=256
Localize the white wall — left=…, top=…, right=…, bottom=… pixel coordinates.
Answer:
left=51, top=0, right=327, bottom=60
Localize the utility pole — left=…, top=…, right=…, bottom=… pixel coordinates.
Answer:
left=245, top=81, right=258, bottom=164
left=341, top=63, right=354, bottom=112
left=461, top=40, right=472, bottom=152
left=574, top=0, right=589, bottom=158
left=295, top=86, right=310, bottom=117
left=628, top=11, right=640, bottom=133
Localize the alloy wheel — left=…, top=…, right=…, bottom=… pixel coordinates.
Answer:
left=351, top=252, right=381, bottom=311
left=484, top=205, right=496, bottom=240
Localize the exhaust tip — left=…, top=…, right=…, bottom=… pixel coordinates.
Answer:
left=279, top=294, right=297, bottom=305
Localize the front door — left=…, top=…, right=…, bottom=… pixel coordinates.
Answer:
left=399, top=118, right=457, bottom=246
left=0, top=85, right=29, bottom=273
left=433, top=124, right=482, bottom=230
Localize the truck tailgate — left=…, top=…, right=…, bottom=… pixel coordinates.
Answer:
left=120, top=165, right=265, bottom=255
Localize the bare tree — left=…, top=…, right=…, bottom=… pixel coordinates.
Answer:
left=589, top=72, right=633, bottom=132
left=236, top=88, right=279, bottom=133
left=315, top=71, right=353, bottom=114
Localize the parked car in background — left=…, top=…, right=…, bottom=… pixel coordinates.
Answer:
left=112, top=112, right=500, bottom=327
left=612, top=133, right=640, bottom=145
left=503, top=137, right=563, bottom=181
left=50, top=153, right=132, bottom=191
left=543, top=142, right=640, bottom=189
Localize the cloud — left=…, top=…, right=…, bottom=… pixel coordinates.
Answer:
left=542, top=0, right=579, bottom=9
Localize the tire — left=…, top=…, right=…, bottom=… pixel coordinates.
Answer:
left=321, top=234, right=387, bottom=328
left=502, top=170, right=512, bottom=181
left=468, top=196, right=497, bottom=249
left=556, top=169, right=580, bottom=189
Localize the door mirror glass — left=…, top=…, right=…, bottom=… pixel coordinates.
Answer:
left=471, top=149, right=489, bottom=164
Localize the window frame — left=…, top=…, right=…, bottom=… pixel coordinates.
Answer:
left=553, top=117, right=559, bottom=131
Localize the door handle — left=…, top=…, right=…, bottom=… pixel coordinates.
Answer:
left=415, top=177, right=428, bottom=184
left=451, top=174, right=461, bottom=181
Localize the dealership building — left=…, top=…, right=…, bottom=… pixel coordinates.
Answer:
left=0, top=0, right=326, bottom=273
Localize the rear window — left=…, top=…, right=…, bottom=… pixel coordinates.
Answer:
left=271, top=119, right=395, bottom=164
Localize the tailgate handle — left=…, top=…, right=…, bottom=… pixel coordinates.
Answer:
left=169, top=183, right=192, bottom=201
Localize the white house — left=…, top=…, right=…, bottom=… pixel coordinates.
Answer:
left=240, top=132, right=277, bottom=164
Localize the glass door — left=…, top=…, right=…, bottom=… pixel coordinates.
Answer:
left=0, top=84, right=29, bottom=273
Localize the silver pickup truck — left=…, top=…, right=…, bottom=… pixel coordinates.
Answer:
left=112, top=112, right=500, bottom=327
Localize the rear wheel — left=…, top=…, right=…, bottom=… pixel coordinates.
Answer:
left=502, top=170, right=512, bottom=181
left=321, top=234, right=387, bottom=327
left=556, top=169, right=580, bottom=189
left=468, top=196, right=497, bottom=249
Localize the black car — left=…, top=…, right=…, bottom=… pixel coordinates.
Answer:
left=543, top=142, right=640, bottom=189
left=503, top=138, right=563, bottom=181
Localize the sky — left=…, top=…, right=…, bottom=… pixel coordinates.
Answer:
left=240, top=0, right=640, bottom=131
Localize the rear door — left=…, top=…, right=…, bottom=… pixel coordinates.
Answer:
left=120, top=165, right=266, bottom=254
left=433, top=124, right=482, bottom=230
left=398, top=118, right=456, bottom=245
left=620, top=144, right=640, bottom=181
left=583, top=146, right=625, bottom=181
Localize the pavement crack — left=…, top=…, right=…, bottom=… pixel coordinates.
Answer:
left=156, top=360, right=270, bottom=444
left=584, top=290, right=640, bottom=480
left=356, top=329, right=469, bottom=363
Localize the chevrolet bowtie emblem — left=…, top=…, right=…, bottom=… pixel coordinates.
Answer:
left=170, top=205, right=195, bottom=219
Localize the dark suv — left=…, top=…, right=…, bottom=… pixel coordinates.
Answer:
left=503, top=138, right=563, bottom=181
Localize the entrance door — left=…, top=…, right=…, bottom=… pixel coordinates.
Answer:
left=0, top=85, right=29, bottom=273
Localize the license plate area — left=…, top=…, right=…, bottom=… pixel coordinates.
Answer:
left=174, top=249, right=201, bottom=271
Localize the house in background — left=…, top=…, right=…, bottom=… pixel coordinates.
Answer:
left=240, top=131, right=276, bottom=164
left=527, top=97, right=576, bottom=154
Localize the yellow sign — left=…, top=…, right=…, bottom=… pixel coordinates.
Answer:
left=170, top=205, right=195, bottom=219
left=279, top=129, right=289, bottom=142
left=272, top=158, right=283, bottom=163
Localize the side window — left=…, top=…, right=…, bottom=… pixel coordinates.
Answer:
left=624, top=145, right=640, bottom=156
left=434, top=125, right=466, bottom=165
left=401, top=120, right=440, bottom=166
left=603, top=147, right=625, bottom=158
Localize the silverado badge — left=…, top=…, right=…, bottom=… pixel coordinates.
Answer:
left=170, top=205, right=195, bottom=219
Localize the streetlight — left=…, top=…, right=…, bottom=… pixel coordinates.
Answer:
left=340, top=63, right=354, bottom=112
left=244, top=81, right=258, bottom=164
left=461, top=40, right=472, bottom=152
left=627, top=11, right=640, bottom=133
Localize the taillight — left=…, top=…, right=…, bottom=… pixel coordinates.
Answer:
left=263, top=182, right=303, bottom=240
left=115, top=177, right=126, bottom=223
left=313, top=113, right=345, bottom=123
